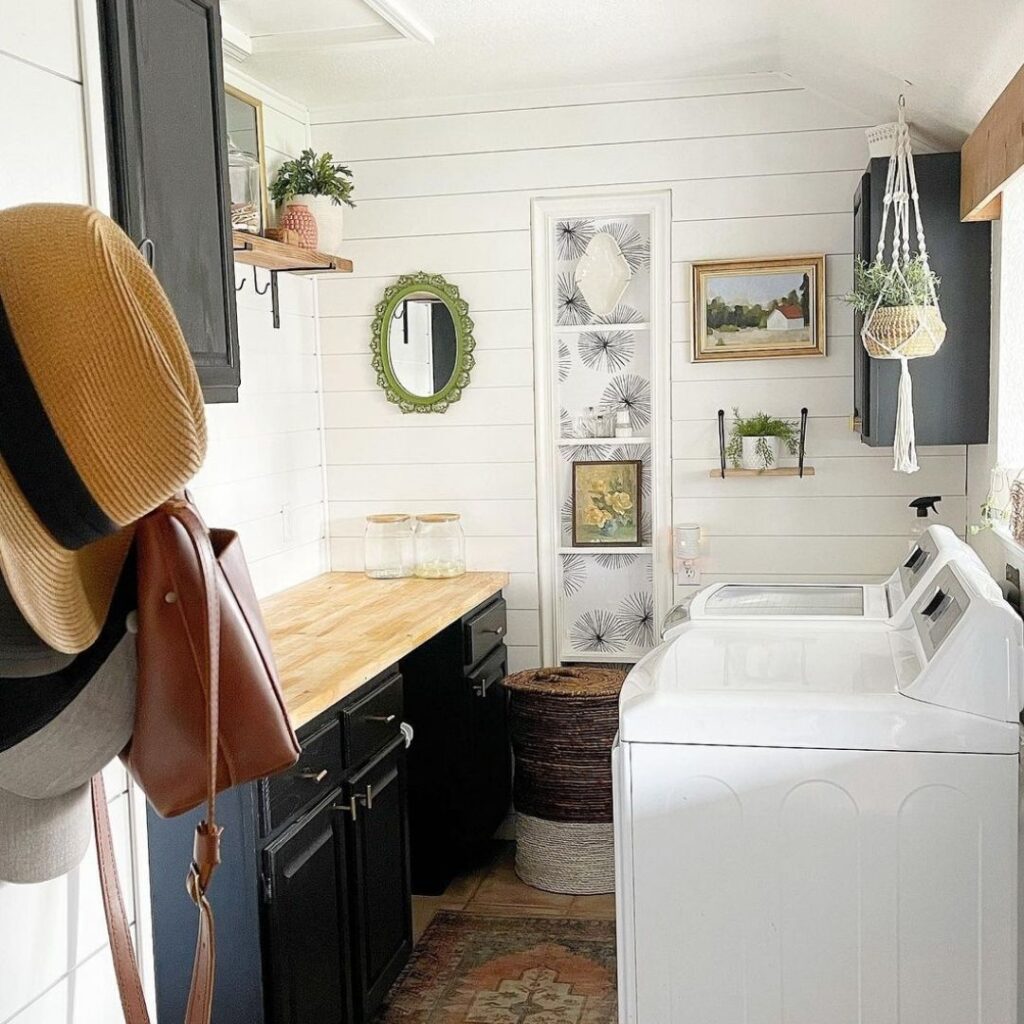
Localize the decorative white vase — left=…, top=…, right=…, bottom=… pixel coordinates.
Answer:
left=292, top=194, right=344, bottom=252
left=741, top=435, right=782, bottom=471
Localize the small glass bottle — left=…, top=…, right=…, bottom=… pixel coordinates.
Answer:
left=614, top=407, right=633, bottom=438
left=364, top=514, right=415, bottom=579
left=414, top=513, right=466, bottom=578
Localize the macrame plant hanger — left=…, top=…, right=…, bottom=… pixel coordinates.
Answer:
left=863, top=95, right=946, bottom=473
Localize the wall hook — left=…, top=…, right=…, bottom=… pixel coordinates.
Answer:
left=252, top=267, right=271, bottom=295
left=235, top=273, right=246, bottom=293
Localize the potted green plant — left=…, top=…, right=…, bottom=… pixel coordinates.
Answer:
left=269, top=148, right=355, bottom=252
left=725, top=408, right=799, bottom=471
left=843, top=256, right=943, bottom=357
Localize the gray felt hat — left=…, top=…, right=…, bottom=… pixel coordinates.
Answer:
left=0, top=606, right=136, bottom=884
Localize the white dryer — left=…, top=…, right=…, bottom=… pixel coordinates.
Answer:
left=615, top=558, right=1023, bottom=1024
left=662, top=524, right=984, bottom=638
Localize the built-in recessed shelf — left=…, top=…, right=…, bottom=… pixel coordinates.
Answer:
left=232, top=230, right=353, bottom=273
left=554, top=322, right=650, bottom=332
left=709, top=467, right=816, bottom=478
left=558, top=546, right=653, bottom=555
left=557, top=437, right=651, bottom=446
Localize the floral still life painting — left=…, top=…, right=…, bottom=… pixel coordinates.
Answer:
left=572, top=460, right=642, bottom=546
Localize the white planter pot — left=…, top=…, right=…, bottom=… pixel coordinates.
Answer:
left=741, top=435, right=782, bottom=471
left=292, top=194, right=344, bottom=252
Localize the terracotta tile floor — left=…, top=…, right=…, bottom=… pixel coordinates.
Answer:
left=411, top=842, right=616, bottom=943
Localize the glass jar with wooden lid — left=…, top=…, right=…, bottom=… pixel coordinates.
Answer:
left=413, top=513, right=466, bottom=579
left=364, top=514, right=415, bottom=579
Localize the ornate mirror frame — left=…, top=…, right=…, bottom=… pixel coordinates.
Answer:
left=371, top=272, right=476, bottom=414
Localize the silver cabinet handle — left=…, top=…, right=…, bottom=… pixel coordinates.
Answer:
left=299, top=768, right=328, bottom=783
left=365, top=714, right=396, bottom=724
left=333, top=784, right=373, bottom=821
left=482, top=625, right=505, bottom=636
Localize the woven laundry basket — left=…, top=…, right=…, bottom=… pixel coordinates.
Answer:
left=502, top=666, right=626, bottom=894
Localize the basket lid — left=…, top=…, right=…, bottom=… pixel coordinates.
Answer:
left=503, top=666, right=627, bottom=697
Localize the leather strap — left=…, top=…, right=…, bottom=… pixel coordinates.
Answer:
left=92, top=773, right=151, bottom=1024
left=96, top=500, right=223, bottom=1024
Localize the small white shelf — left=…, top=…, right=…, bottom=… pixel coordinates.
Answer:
left=553, top=322, right=651, bottom=333
left=559, top=546, right=653, bottom=555
left=556, top=436, right=651, bottom=446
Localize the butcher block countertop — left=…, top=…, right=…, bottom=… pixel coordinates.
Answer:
left=261, top=571, right=509, bottom=730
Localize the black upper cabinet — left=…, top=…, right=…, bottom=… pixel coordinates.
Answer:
left=98, top=0, right=241, bottom=403
left=853, top=153, right=991, bottom=446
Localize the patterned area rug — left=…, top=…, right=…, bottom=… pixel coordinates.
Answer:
left=373, top=911, right=617, bottom=1023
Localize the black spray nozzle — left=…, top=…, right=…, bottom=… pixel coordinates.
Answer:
left=909, top=495, right=942, bottom=518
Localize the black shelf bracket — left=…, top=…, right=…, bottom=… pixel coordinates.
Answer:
left=798, top=407, right=809, bottom=478
left=717, top=409, right=727, bottom=479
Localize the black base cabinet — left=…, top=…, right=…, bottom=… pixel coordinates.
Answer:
left=852, top=152, right=991, bottom=447
left=146, top=670, right=412, bottom=1024
left=402, top=596, right=513, bottom=895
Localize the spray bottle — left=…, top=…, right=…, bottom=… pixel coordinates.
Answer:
left=908, top=495, right=941, bottom=546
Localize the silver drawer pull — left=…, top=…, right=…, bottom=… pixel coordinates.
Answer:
left=299, top=768, right=328, bottom=783
left=365, top=713, right=396, bottom=724
left=482, top=625, right=505, bottom=636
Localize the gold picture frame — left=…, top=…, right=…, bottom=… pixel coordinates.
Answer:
left=224, top=83, right=269, bottom=235
left=692, top=254, right=826, bottom=362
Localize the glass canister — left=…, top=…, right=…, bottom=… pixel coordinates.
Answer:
left=414, top=513, right=466, bottom=578
left=364, top=514, right=415, bottom=579
left=227, top=138, right=262, bottom=234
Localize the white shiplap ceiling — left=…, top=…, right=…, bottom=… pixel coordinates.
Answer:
left=224, top=0, right=1024, bottom=142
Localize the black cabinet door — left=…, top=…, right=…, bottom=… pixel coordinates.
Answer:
left=459, top=648, right=512, bottom=846
left=98, top=0, right=241, bottom=403
left=345, top=735, right=412, bottom=1021
left=262, top=788, right=354, bottom=1024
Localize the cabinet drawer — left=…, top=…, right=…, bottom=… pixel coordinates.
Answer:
left=265, top=719, right=342, bottom=833
left=343, top=673, right=403, bottom=768
left=467, top=646, right=508, bottom=697
left=464, top=598, right=507, bottom=667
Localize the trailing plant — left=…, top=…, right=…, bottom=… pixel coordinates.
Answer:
left=843, top=255, right=940, bottom=316
left=725, top=407, right=799, bottom=469
left=269, top=149, right=356, bottom=208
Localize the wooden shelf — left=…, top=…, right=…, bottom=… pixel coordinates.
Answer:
left=709, top=467, right=816, bottom=478
left=232, top=231, right=353, bottom=273
left=554, top=322, right=650, bottom=332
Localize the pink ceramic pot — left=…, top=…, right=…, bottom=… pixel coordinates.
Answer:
left=279, top=203, right=318, bottom=249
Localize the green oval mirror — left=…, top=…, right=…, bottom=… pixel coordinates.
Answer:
left=371, top=272, right=475, bottom=414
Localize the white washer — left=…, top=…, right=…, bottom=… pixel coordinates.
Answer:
left=615, top=558, right=1023, bottom=1024
left=662, top=524, right=985, bottom=638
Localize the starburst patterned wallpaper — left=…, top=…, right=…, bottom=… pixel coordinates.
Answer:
left=552, top=213, right=656, bottom=662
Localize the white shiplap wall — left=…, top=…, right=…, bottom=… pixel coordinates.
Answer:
left=0, top=10, right=322, bottom=1022
left=311, top=72, right=967, bottom=665
left=191, top=67, right=329, bottom=599
left=0, top=4, right=143, bottom=1022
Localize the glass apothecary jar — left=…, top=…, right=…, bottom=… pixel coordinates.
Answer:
left=414, top=513, right=466, bottom=578
left=227, top=138, right=262, bottom=234
left=364, top=514, right=415, bottom=579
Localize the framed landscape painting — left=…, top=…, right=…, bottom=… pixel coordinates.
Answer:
left=692, top=255, right=826, bottom=362
left=572, top=460, right=642, bottom=547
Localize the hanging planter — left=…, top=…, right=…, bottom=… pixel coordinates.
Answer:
left=845, top=97, right=946, bottom=474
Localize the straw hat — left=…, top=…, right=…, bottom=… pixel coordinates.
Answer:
left=0, top=204, right=206, bottom=652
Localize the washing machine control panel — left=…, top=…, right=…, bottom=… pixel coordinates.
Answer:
left=913, top=565, right=968, bottom=660
left=899, top=530, right=939, bottom=598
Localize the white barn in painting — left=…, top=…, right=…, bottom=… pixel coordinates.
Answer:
left=766, top=303, right=805, bottom=330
